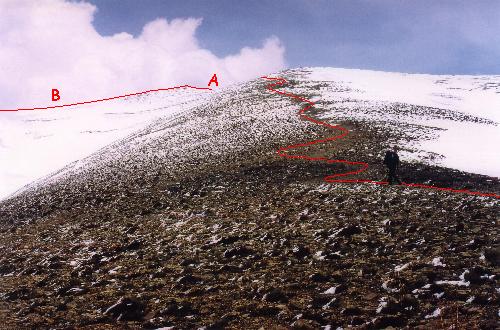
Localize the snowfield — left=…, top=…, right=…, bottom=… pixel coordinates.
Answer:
left=0, top=88, right=212, bottom=199
left=296, top=67, right=500, bottom=177
left=1, top=67, right=499, bottom=200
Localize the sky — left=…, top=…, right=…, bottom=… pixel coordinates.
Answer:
left=1, top=0, right=500, bottom=109
left=89, top=0, right=500, bottom=75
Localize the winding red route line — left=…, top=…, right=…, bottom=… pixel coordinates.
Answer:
left=263, top=76, right=500, bottom=199
left=0, top=85, right=212, bottom=112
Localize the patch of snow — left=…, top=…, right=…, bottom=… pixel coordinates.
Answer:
left=395, top=262, right=410, bottom=272
left=314, top=251, right=325, bottom=261
left=431, top=257, right=446, bottom=267
left=322, top=286, right=338, bottom=294
left=108, top=266, right=122, bottom=275
left=412, top=283, right=432, bottom=294
left=435, top=280, right=470, bottom=287
left=459, top=270, right=469, bottom=281
left=425, top=307, right=441, bottom=319
left=434, top=292, right=444, bottom=299
left=376, top=297, right=387, bottom=314
left=382, top=280, right=400, bottom=293
left=322, top=298, right=337, bottom=310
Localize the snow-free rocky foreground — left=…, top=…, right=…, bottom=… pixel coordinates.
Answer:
left=0, top=68, right=499, bottom=329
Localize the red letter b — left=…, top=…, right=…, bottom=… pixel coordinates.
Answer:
left=52, top=89, right=60, bottom=101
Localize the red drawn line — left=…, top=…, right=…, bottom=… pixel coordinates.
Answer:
left=0, top=85, right=212, bottom=112
left=263, top=76, right=500, bottom=199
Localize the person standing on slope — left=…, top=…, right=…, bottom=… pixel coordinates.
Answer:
left=383, top=146, right=402, bottom=185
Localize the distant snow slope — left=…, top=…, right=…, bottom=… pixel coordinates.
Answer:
left=0, top=88, right=212, bottom=199
left=291, top=67, right=500, bottom=177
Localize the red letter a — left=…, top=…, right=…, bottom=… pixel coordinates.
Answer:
left=52, top=89, right=60, bottom=101
left=208, top=74, right=219, bottom=87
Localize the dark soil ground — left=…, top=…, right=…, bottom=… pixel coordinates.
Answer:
left=0, top=79, right=499, bottom=329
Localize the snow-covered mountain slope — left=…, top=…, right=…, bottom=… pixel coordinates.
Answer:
left=1, top=77, right=320, bottom=214
left=1, top=67, right=499, bottom=203
left=289, top=67, right=500, bottom=177
left=1, top=69, right=499, bottom=329
left=0, top=87, right=212, bottom=199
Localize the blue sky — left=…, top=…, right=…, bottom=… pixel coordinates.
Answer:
left=89, top=0, right=500, bottom=75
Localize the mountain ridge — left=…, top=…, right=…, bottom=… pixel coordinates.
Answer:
left=0, top=68, right=498, bottom=329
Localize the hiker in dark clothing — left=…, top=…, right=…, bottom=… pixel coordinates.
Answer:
left=383, top=146, right=402, bottom=185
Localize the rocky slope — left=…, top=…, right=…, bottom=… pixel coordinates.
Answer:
left=0, top=69, right=499, bottom=329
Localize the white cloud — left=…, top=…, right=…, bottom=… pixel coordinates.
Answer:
left=0, top=0, right=286, bottom=109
